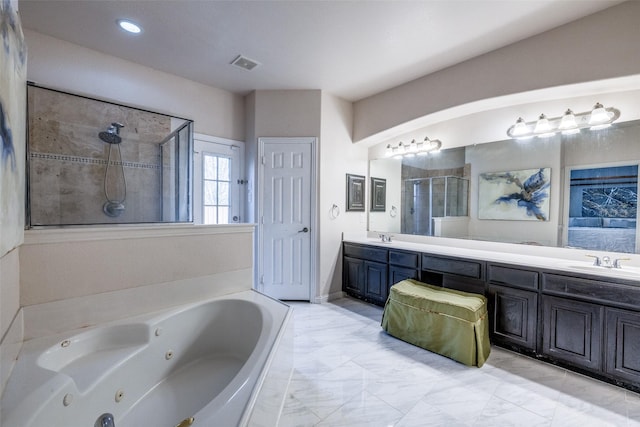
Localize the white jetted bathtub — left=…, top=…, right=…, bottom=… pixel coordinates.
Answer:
left=1, top=291, right=292, bottom=427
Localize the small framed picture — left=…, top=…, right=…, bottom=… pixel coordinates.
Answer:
left=370, top=177, right=386, bottom=212
left=346, top=174, right=365, bottom=211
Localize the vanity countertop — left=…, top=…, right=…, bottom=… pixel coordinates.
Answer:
left=343, top=236, right=640, bottom=283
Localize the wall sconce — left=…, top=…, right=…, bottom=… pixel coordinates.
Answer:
left=507, top=103, right=620, bottom=140
left=385, top=137, right=442, bottom=159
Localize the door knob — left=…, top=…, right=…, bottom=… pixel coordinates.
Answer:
left=298, top=227, right=309, bottom=233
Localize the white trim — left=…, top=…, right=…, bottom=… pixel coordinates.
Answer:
left=257, top=137, right=318, bottom=301
left=193, top=133, right=245, bottom=148
left=315, top=291, right=345, bottom=304
left=24, top=223, right=256, bottom=245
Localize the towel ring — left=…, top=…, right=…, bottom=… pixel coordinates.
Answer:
left=389, top=205, right=397, bottom=218
left=330, top=204, right=340, bottom=219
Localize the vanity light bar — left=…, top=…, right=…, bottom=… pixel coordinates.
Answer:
left=385, top=137, right=442, bottom=159
left=507, top=103, right=620, bottom=140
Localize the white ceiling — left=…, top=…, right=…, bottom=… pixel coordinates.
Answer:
left=18, top=0, right=624, bottom=102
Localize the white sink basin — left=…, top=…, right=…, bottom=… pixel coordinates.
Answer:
left=564, top=264, right=640, bottom=280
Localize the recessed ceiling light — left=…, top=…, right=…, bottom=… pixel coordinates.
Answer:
left=118, top=19, right=142, bottom=34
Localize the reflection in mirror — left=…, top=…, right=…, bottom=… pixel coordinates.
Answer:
left=370, top=147, right=470, bottom=238
left=369, top=119, right=640, bottom=253
left=567, top=165, right=638, bottom=253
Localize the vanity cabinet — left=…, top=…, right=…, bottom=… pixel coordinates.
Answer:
left=487, top=264, right=539, bottom=352
left=363, top=261, right=388, bottom=305
left=422, top=254, right=485, bottom=294
left=541, top=295, right=603, bottom=370
left=342, top=243, right=388, bottom=305
left=605, top=308, right=640, bottom=384
left=389, top=249, right=421, bottom=285
left=540, top=272, right=640, bottom=386
left=343, top=256, right=365, bottom=297
left=342, top=240, right=640, bottom=392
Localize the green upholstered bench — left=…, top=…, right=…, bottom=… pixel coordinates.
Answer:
left=381, top=279, right=490, bottom=367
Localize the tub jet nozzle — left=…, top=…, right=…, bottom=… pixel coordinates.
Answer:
left=175, top=417, right=195, bottom=427
left=95, top=413, right=115, bottom=427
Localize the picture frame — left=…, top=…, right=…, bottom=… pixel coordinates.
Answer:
left=346, top=173, right=365, bottom=211
left=478, top=167, right=550, bottom=221
left=370, top=177, right=386, bottom=212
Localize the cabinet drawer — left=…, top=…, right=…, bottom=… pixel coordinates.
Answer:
left=542, top=273, right=640, bottom=309
left=343, top=243, right=387, bottom=263
left=422, top=254, right=482, bottom=279
left=389, top=250, right=420, bottom=268
left=488, top=264, right=539, bottom=290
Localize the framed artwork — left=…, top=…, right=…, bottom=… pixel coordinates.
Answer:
left=346, top=173, right=365, bottom=211
left=370, top=177, right=386, bottom=212
left=478, top=167, right=550, bottom=221
left=0, top=1, right=27, bottom=257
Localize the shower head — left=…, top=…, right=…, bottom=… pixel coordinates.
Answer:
left=99, top=122, right=124, bottom=144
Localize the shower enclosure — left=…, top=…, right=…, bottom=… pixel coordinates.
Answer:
left=401, top=176, right=469, bottom=235
left=27, top=84, right=193, bottom=226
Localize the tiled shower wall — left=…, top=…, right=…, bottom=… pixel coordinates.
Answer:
left=28, top=86, right=172, bottom=225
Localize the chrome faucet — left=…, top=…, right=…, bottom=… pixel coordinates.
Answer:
left=95, top=413, right=115, bottom=427
left=379, top=234, right=393, bottom=243
left=586, top=254, right=630, bottom=269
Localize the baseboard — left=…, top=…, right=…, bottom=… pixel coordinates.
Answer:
left=314, top=291, right=345, bottom=304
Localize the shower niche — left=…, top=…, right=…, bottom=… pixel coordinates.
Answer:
left=27, top=84, right=193, bottom=226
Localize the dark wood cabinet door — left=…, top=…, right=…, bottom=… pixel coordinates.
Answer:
left=343, top=256, right=364, bottom=296
left=488, top=284, right=537, bottom=351
left=364, top=261, right=388, bottom=304
left=442, top=275, right=485, bottom=295
left=606, top=308, right=640, bottom=385
left=389, top=265, right=420, bottom=287
left=542, top=295, right=603, bottom=371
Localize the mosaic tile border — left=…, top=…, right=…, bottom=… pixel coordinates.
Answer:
left=30, top=152, right=161, bottom=170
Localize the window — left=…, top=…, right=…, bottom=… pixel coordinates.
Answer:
left=203, top=154, right=231, bottom=224
left=193, top=135, right=244, bottom=225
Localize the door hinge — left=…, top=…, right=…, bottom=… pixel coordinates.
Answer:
left=261, top=156, right=266, bottom=165
left=260, top=275, right=264, bottom=285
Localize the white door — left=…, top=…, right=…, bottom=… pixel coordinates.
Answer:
left=193, top=134, right=244, bottom=224
left=259, top=137, right=315, bottom=301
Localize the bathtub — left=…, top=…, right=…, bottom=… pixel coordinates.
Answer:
left=1, top=290, right=292, bottom=427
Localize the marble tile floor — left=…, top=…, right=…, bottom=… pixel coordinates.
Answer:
left=279, top=297, right=640, bottom=427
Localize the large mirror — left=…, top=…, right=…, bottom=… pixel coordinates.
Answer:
left=369, top=118, right=640, bottom=253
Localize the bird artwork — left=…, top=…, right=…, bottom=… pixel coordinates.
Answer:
left=479, top=168, right=551, bottom=221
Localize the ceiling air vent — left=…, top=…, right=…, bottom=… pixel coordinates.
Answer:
left=230, top=55, right=260, bottom=71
